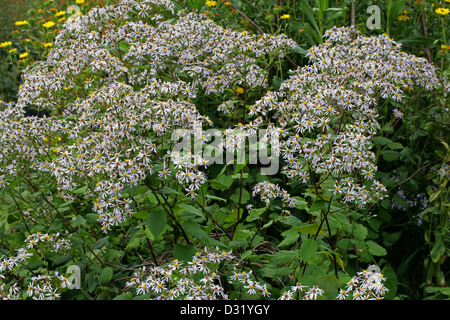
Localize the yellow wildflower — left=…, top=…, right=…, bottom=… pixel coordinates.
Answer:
left=19, top=52, right=29, bottom=59
left=43, top=42, right=52, bottom=48
left=15, top=20, right=29, bottom=26
left=76, top=0, right=85, bottom=4
left=205, top=0, right=217, bottom=6
left=236, top=87, right=244, bottom=94
left=0, top=41, right=12, bottom=48
left=42, top=21, right=56, bottom=29
left=397, top=14, right=410, bottom=21
left=280, top=14, right=291, bottom=19
left=9, top=48, right=17, bottom=53
left=55, top=11, right=66, bottom=17
left=435, top=8, right=450, bottom=15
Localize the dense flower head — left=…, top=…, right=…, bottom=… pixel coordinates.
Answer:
left=125, top=246, right=332, bottom=300
left=337, top=267, right=389, bottom=300
left=2, top=0, right=296, bottom=233
left=248, top=26, right=441, bottom=208
left=125, top=247, right=235, bottom=299
left=252, top=181, right=296, bottom=208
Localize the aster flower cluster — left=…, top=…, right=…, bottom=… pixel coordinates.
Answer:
left=252, top=181, right=297, bottom=208
left=125, top=247, right=235, bottom=299
left=0, top=248, right=33, bottom=274
left=228, top=267, right=271, bottom=298
left=0, top=0, right=296, bottom=235
left=278, top=283, right=324, bottom=300
left=337, top=268, right=389, bottom=300
left=0, top=245, right=69, bottom=300
left=25, top=273, right=72, bottom=300
left=436, top=163, right=450, bottom=178
left=126, top=247, right=328, bottom=300
left=25, top=231, right=71, bottom=253
left=248, top=26, right=441, bottom=208
left=0, top=275, right=20, bottom=300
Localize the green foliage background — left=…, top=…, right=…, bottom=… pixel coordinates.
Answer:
left=0, top=0, right=448, bottom=300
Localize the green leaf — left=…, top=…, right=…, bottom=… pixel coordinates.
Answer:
left=273, top=267, right=293, bottom=277
left=393, top=193, right=408, bottom=208
left=429, top=190, right=441, bottom=203
left=381, top=150, right=401, bottom=162
left=325, top=7, right=344, bottom=24
left=373, top=136, right=392, bottom=145
left=145, top=207, right=167, bottom=239
left=58, top=203, right=72, bottom=212
left=159, top=186, right=181, bottom=195
left=353, top=224, right=368, bottom=240
left=272, top=76, right=283, bottom=90
left=271, top=250, right=300, bottom=264
left=182, top=220, right=223, bottom=247
left=91, top=236, right=109, bottom=249
left=126, top=229, right=145, bottom=250
left=99, top=267, right=113, bottom=284
left=382, top=231, right=402, bottom=247
left=261, top=265, right=293, bottom=278
left=383, top=267, right=398, bottom=300
left=147, top=193, right=158, bottom=205
left=300, top=238, right=319, bottom=262
left=333, top=212, right=351, bottom=228
left=300, top=0, right=320, bottom=37
left=173, top=244, right=198, bottom=261
left=388, top=141, right=403, bottom=150
left=387, top=0, right=406, bottom=26
left=230, top=188, right=250, bottom=204
left=430, top=232, right=443, bottom=263
left=399, top=36, right=436, bottom=48
left=72, top=215, right=86, bottom=227
left=308, top=199, right=327, bottom=214
left=335, top=254, right=345, bottom=272
left=366, top=240, right=387, bottom=256
left=178, top=204, right=203, bottom=217
left=73, top=186, right=88, bottom=194
left=205, top=194, right=227, bottom=202
left=210, top=175, right=233, bottom=190
left=117, top=41, right=129, bottom=53
left=303, top=23, right=321, bottom=46
left=316, top=274, right=341, bottom=295
left=319, top=0, right=329, bottom=15
left=278, top=230, right=299, bottom=248
left=224, top=208, right=243, bottom=227
left=294, top=197, right=308, bottom=210
left=294, top=223, right=323, bottom=235
left=114, top=293, right=133, bottom=300
left=293, top=44, right=308, bottom=57
left=133, top=210, right=151, bottom=220
left=53, top=255, right=71, bottom=266
left=280, top=215, right=303, bottom=227
left=87, top=273, right=99, bottom=293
